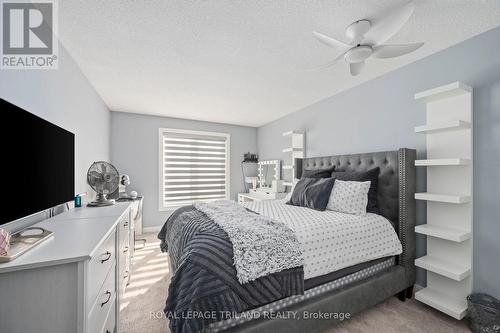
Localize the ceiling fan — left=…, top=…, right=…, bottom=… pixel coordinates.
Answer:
left=312, top=1, right=423, bottom=76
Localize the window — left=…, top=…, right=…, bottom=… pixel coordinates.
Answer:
left=159, top=128, right=230, bottom=210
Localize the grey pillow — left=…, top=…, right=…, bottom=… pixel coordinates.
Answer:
left=302, top=166, right=335, bottom=178
left=331, top=167, right=380, bottom=214
left=286, top=177, right=335, bottom=211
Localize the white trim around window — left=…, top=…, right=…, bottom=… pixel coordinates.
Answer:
left=158, top=128, right=231, bottom=211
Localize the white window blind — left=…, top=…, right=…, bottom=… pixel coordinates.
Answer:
left=159, top=128, right=230, bottom=209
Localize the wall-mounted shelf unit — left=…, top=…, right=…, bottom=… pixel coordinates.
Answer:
left=415, top=158, right=470, bottom=166
left=413, top=82, right=473, bottom=320
left=282, top=130, right=304, bottom=187
left=415, top=193, right=471, bottom=204
left=415, top=224, right=471, bottom=242
left=414, top=120, right=470, bottom=134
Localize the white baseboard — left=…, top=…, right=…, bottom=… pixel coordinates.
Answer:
left=142, top=226, right=162, bottom=233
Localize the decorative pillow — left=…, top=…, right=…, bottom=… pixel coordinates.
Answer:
left=286, top=177, right=335, bottom=211
left=331, top=167, right=380, bottom=214
left=327, top=180, right=371, bottom=215
left=302, top=166, right=335, bottom=179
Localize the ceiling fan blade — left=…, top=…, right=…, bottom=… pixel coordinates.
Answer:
left=364, top=1, right=415, bottom=45
left=313, top=31, right=351, bottom=51
left=306, top=53, right=345, bottom=71
left=372, top=42, right=423, bottom=59
left=349, top=61, right=365, bottom=76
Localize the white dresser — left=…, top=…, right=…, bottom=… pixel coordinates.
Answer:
left=238, top=188, right=287, bottom=203
left=0, top=202, right=136, bottom=333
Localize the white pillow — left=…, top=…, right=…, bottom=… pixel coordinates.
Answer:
left=327, top=180, right=371, bottom=215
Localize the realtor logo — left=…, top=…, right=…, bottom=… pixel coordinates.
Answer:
left=1, top=0, right=58, bottom=69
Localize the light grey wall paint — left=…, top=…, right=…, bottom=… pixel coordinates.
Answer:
left=257, top=26, right=500, bottom=298
left=0, top=43, right=110, bottom=231
left=110, top=112, right=258, bottom=229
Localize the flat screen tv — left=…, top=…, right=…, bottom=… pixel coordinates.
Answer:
left=0, top=98, right=75, bottom=225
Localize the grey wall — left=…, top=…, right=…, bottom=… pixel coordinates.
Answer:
left=0, top=43, right=110, bottom=230
left=257, top=26, right=500, bottom=298
left=110, top=112, right=258, bottom=229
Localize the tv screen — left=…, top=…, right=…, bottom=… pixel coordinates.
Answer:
left=0, top=98, right=75, bottom=225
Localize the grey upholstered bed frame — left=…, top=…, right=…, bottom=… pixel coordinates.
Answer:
left=224, top=148, right=416, bottom=333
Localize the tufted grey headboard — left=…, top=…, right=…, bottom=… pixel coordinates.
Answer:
left=295, top=148, right=416, bottom=225
left=295, top=148, right=416, bottom=272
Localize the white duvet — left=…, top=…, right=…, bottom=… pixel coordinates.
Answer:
left=243, top=199, right=402, bottom=279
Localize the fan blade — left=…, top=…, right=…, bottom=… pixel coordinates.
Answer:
left=313, top=31, right=351, bottom=51
left=372, top=42, right=423, bottom=59
left=306, top=53, right=345, bottom=71
left=364, top=1, right=415, bottom=45
left=350, top=61, right=365, bottom=76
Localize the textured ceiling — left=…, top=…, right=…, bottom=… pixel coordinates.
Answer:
left=58, top=1, right=500, bottom=127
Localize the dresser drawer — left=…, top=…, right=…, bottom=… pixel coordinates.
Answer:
left=88, top=230, right=116, bottom=308
left=119, top=239, right=131, bottom=298
left=88, top=264, right=116, bottom=333
left=118, top=210, right=130, bottom=247
left=101, top=297, right=116, bottom=333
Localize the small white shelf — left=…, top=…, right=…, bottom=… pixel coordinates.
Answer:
left=415, top=288, right=467, bottom=320
left=415, top=256, right=470, bottom=281
left=415, top=82, right=472, bottom=103
left=282, top=130, right=304, bottom=137
left=282, top=147, right=303, bottom=153
left=415, top=193, right=471, bottom=204
left=415, top=224, right=471, bottom=242
left=414, top=120, right=470, bottom=134
left=282, top=165, right=294, bottom=170
left=415, top=158, right=470, bottom=166
left=283, top=182, right=293, bottom=186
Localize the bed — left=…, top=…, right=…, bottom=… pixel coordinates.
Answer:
left=159, top=148, right=416, bottom=333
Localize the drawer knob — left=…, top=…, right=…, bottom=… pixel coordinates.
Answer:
left=100, top=251, right=112, bottom=263
left=101, top=290, right=112, bottom=307
left=123, top=221, right=129, bottom=227
left=123, top=246, right=129, bottom=253
left=123, top=271, right=129, bottom=279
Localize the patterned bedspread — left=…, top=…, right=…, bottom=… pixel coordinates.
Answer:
left=158, top=205, right=304, bottom=333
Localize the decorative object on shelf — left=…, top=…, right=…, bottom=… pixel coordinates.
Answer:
left=282, top=130, right=304, bottom=187
left=258, top=160, right=281, bottom=189
left=311, top=1, right=423, bottom=76
left=413, top=81, right=473, bottom=320
left=242, top=152, right=258, bottom=163
left=0, top=227, right=53, bottom=263
left=87, top=161, right=120, bottom=207
left=130, top=190, right=138, bottom=199
left=0, top=229, right=10, bottom=256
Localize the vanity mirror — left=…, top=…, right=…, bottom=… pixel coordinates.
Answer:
left=258, top=160, right=280, bottom=188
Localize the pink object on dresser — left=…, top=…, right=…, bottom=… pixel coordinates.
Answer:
left=0, top=229, right=10, bottom=256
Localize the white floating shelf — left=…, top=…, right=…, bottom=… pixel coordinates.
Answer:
left=415, top=158, right=470, bottom=166
left=415, top=288, right=467, bottom=320
left=282, top=147, right=303, bottom=153
left=282, top=165, right=294, bottom=170
left=415, top=193, right=471, bottom=204
left=414, top=120, right=470, bottom=134
left=415, top=256, right=470, bottom=281
left=282, top=130, right=304, bottom=137
left=283, top=182, right=293, bottom=186
left=415, top=82, right=472, bottom=103
left=415, top=224, right=471, bottom=242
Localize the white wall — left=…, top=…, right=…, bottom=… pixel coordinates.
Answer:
left=0, top=43, right=110, bottom=199
left=110, top=112, right=258, bottom=230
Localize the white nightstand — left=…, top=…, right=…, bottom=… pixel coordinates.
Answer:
left=238, top=189, right=287, bottom=203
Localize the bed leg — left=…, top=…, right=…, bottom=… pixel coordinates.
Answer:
left=397, top=290, right=407, bottom=302
left=405, top=285, right=414, bottom=299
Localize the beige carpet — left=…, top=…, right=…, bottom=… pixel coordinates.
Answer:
left=120, top=234, right=471, bottom=333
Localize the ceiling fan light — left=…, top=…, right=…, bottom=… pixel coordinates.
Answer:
left=344, top=46, right=372, bottom=63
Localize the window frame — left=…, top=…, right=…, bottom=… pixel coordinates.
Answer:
left=158, top=128, right=231, bottom=211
